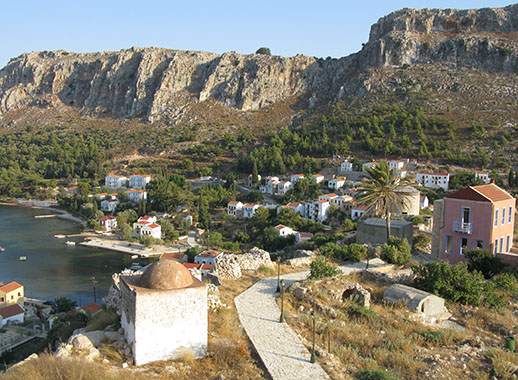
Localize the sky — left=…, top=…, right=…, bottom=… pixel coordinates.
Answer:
left=0, top=1, right=514, bottom=67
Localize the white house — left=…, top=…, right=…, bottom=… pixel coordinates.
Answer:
left=362, top=162, right=377, bottom=172
left=243, top=204, right=260, bottom=219
left=227, top=201, right=243, bottom=217
left=101, top=199, right=119, bottom=213
left=290, top=174, right=305, bottom=183
left=416, top=172, right=450, bottom=191
left=195, top=251, right=222, bottom=266
left=312, top=174, right=325, bottom=184
left=129, top=175, right=151, bottom=190
left=475, top=172, right=491, bottom=184
left=0, top=303, right=25, bottom=326
left=341, top=161, right=353, bottom=172
left=304, top=200, right=330, bottom=222
left=276, top=181, right=293, bottom=195
left=319, top=193, right=339, bottom=202
left=126, top=189, right=147, bottom=202
left=138, top=215, right=157, bottom=224
left=132, top=216, right=161, bottom=239
left=420, top=195, right=429, bottom=209
left=99, top=215, right=118, bottom=231
left=351, top=204, right=367, bottom=220
left=389, top=160, right=405, bottom=172
left=275, top=224, right=295, bottom=237
left=328, top=177, right=346, bottom=190
left=295, top=231, right=313, bottom=244
left=105, top=175, right=127, bottom=188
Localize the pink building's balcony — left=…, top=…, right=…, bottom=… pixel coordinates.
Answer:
left=453, top=220, right=473, bottom=235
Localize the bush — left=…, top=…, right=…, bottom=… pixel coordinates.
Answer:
left=355, top=369, right=400, bottom=380
left=465, top=249, right=508, bottom=279
left=411, top=215, right=424, bottom=225
left=309, top=257, right=338, bottom=280
left=344, top=243, right=367, bottom=262
left=412, top=261, right=503, bottom=307
left=380, top=237, right=411, bottom=264
left=413, top=234, right=431, bottom=250
left=255, top=47, right=271, bottom=55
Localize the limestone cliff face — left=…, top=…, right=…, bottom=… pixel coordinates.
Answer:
left=1, top=4, right=518, bottom=124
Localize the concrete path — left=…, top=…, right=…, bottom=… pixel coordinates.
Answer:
left=234, top=258, right=392, bottom=380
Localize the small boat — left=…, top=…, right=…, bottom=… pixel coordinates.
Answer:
left=65, top=241, right=76, bottom=246
left=131, top=254, right=139, bottom=259
left=54, top=234, right=66, bottom=238
left=19, top=256, right=27, bottom=261
left=0, top=247, right=5, bottom=252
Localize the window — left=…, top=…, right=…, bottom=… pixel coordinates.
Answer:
left=475, top=240, right=484, bottom=249
left=462, top=207, right=471, bottom=224
left=495, top=239, right=499, bottom=254
left=502, top=207, right=506, bottom=225
left=495, top=209, right=499, bottom=227
left=507, top=235, right=511, bottom=252
left=17, top=292, right=20, bottom=297
left=11, top=295, right=13, bottom=300
left=460, top=237, right=468, bottom=255
left=0, top=297, right=3, bottom=302
left=445, top=235, right=453, bottom=253
left=510, top=206, right=513, bottom=224
left=500, top=237, right=504, bottom=253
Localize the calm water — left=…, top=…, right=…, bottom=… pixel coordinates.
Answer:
left=0, top=205, right=141, bottom=306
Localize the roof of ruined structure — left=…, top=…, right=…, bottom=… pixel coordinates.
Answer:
left=139, top=259, right=193, bottom=290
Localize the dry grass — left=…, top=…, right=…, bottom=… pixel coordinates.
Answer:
left=85, top=309, right=118, bottom=332
left=281, top=273, right=517, bottom=380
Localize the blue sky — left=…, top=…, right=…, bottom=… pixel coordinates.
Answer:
left=0, top=1, right=513, bottom=67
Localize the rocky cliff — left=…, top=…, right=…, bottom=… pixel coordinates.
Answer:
left=1, top=4, right=518, bottom=125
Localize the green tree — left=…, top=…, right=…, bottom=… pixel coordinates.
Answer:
left=51, top=297, right=77, bottom=314
left=120, top=223, right=133, bottom=240
left=255, top=47, right=271, bottom=55
left=356, top=161, right=409, bottom=240
left=309, top=257, right=338, bottom=280
left=198, top=194, right=211, bottom=230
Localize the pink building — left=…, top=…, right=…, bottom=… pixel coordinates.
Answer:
left=435, top=184, right=515, bottom=264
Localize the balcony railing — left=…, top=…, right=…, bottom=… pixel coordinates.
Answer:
left=453, top=220, right=473, bottom=235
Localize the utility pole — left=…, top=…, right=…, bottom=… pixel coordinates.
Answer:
left=90, top=277, right=98, bottom=304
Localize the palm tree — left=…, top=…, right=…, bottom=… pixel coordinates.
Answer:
left=356, top=161, right=409, bottom=241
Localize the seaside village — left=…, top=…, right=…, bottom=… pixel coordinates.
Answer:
left=2, top=156, right=518, bottom=377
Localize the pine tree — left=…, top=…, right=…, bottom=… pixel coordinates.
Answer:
left=198, top=194, right=211, bottom=230
left=252, top=159, right=259, bottom=184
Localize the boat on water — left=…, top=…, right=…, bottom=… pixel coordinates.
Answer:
left=19, top=256, right=27, bottom=261
left=54, top=234, right=66, bottom=238
left=131, top=254, right=139, bottom=259
left=0, top=247, right=4, bottom=252
left=65, top=241, right=76, bottom=246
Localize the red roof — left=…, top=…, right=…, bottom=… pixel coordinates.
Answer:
left=354, top=205, right=368, bottom=210
left=99, top=216, right=116, bottom=221
left=0, top=303, right=24, bottom=319
left=318, top=200, right=328, bottom=203
left=228, top=201, right=240, bottom=205
left=275, top=224, right=287, bottom=230
left=313, top=174, right=324, bottom=177
left=287, top=202, right=300, bottom=208
left=183, top=263, right=213, bottom=270
left=448, top=184, right=514, bottom=203
left=197, top=251, right=221, bottom=258
left=298, top=232, right=313, bottom=238
left=148, top=223, right=160, bottom=229
left=79, top=303, right=101, bottom=315
left=161, top=252, right=184, bottom=260
left=0, top=282, right=23, bottom=294
left=139, top=216, right=154, bottom=221
left=326, top=193, right=338, bottom=197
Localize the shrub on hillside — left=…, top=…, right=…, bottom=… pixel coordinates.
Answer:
left=380, top=237, right=411, bottom=264
left=413, top=233, right=431, bottom=250
left=309, top=257, right=338, bottom=280
left=465, top=249, right=509, bottom=279
left=343, top=243, right=367, bottom=262
left=412, top=261, right=511, bottom=308
left=355, top=369, right=400, bottom=380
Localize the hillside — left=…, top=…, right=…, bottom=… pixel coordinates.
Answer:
left=0, top=5, right=518, bottom=184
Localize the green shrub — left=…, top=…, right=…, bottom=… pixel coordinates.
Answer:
left=465, top=249, right=508, bottom=278
left=345, top=243, right=367, bottom=262
left=411, top=216, right=424, bottom=225
left=412, top=261, right=504, bottom=307
left=355, top=369, right=400, bottom=380
left=255, top=47, right=271, bottom=55
left=413, top=234, right=431, bottom=250
left=309, top=257, right=338, bottom=280
left=491, top=272, right=518, bottom=294
left=380, top=237, right=411, bottom=264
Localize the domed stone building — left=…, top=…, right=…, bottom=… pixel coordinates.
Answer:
left=120, top=259, right=207, bottom=365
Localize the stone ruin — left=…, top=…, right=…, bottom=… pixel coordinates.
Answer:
left=214, top=247, right=273, bottom=280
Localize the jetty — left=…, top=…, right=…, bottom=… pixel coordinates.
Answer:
left=79, top=238, right=177, bottom=258
left=34, top=214, right=57, bottom=219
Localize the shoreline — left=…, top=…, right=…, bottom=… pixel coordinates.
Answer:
left=80, top=238, right=179, bottom=258
left=0, top=200, right=86, bottom=227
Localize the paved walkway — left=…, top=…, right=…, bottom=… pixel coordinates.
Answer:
left=234, top=259, right=391, bottom=380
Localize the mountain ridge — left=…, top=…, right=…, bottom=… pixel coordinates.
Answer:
left=1, top=4, right=518, bottom=126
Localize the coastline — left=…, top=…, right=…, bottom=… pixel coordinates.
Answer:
left=80, top=238, right=179, bottom=257
left=0, top=200, right=86, bottom=227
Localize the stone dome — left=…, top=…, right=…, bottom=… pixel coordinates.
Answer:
left=139, top=260, right=194, bottom=290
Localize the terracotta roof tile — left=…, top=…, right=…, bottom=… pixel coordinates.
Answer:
left=0, top=303, right=24, bottom=319
left=79, top=303, right=101, bottom=315
left=0, top=282, right=23, bottom=294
